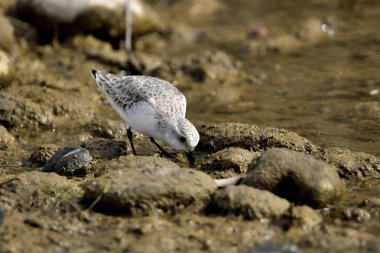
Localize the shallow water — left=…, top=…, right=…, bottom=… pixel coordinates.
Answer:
left=171, top=0, right=380, bottom=156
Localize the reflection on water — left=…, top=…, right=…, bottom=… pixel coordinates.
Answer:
left=184, top=0, right=380, bottom=156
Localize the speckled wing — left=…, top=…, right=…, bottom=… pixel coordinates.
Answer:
left=95, top=72, right=187, bottom=117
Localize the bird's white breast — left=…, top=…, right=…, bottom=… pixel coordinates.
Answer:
left=108, top=98, right=162, bottom=140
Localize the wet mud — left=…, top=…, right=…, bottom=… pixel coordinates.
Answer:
left=1, top=0, right=380, bottom=252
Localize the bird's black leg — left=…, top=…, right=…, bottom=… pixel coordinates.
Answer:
left=150, top=137, right=175, bottom=158
left=127, top=127, right=137, bottom=155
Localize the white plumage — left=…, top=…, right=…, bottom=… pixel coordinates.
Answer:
left=91, top=70, right=199, bottom=163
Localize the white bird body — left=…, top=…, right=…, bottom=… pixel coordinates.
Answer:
left=91, top=70, right=199, bottom=155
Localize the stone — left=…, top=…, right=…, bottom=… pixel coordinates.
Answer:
left=0, top=92, right=53, bottom=129
left=42, top=147, right=93, bottom=176
left=81, top=167, right=217, bottom=215
left=26, top=144, right=60, bottom=167
left=320, top=147, right=380, bottom=179
left=82, top=139, right=129, bottom=160
left=208, top=185, right=290, bottom=220
left=0, top=171, right=83, bottom=212
left=242, top=148, right=345, bottom=208
left=84, top=118, right=128, bottom=139
left=0, top=125, right=16, bottom=150
left=197, top=123, right=319, bottom=154
left=201, top=147, right=260, bottom=174
left=93, top=155, right=179, bottom=176
left=287, top=205, right=322, bottom=229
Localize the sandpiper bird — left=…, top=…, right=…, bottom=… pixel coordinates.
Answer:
left=91, top=70, right=200, bottom=165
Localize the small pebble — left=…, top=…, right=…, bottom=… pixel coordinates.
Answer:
left=42, top=147, right=93, bottom=176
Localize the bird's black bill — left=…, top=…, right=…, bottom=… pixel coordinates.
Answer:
left=187, top=151, right=195, bottom=167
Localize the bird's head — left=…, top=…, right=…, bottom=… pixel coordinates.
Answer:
left=164, top=118, right=199, bottom=166
left=164, top=118, right=199, bottom=151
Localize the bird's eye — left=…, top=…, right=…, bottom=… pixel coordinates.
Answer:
left=179, top=136, right=186, bottom=143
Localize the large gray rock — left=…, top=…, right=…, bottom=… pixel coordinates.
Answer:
left=242, top=148, right=345, bottom=208
left=197, top=123, right=319, bottom=154
left=81, top=167, right=217, bottom=215
left=208, top=185, right=290, bottom=220
left=319, top=147, right=380, bottom=179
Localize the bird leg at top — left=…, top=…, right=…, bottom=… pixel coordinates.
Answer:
left=150, top=137, right=176, bottom=158
left=127, top=127, right=137, bottom=155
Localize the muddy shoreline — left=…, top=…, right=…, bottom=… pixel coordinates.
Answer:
left=1, top=0, right=380, bottom=252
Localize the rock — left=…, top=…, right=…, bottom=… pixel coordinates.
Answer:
left=84, top=118, right=128, bottom=139
left=0, top=13, right=16, bottom=52
left=179, top=51, right=246, bottom=85
left=82, top=139, right=129, bottom=160
left=287, top=205, right=322, bottom=229
left=319, top=147, right=380, bottom=179
left=207, top=185, right=290, bottom=220
left=0, top=171, right=83, bottom=212
left=81, top=167, right=217, bottom=215
left=0, top=92, right=53, bottom=129
left=247, top=242, right=302, bottom=253
left=0, top=125, right=16, bottom=150
left=197, top=123, right=319, bottom=154
left=42, top=147, right=93, bottom=176
left=94, top=155, right=179, bottom=176
left=0, top=149, right=28, bottom=168
left=197, top=123, right=265, bottom=152
left=242, top=148, right=345, bottom=208
left=261, top=127, right=320, bottom=154
left=120, top=155, right=179, bottom=169
left=26, top=144, right=60, bottom=167
left=201, top=147, right=260, bottom=176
